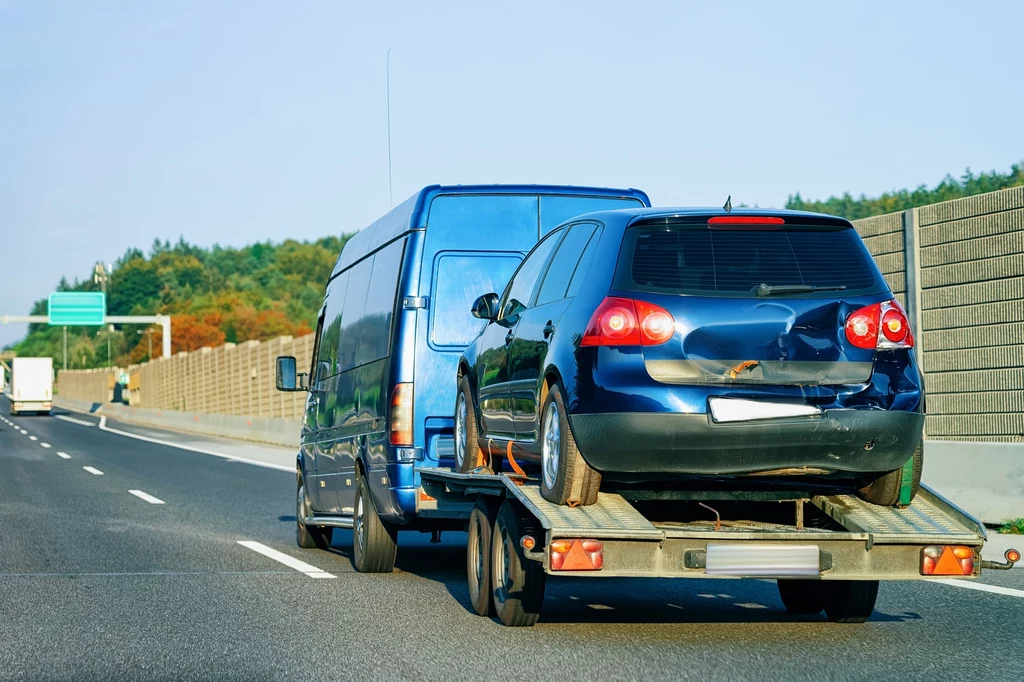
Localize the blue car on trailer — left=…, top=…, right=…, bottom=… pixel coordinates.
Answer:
left=274, top=184, right=651, bottom=572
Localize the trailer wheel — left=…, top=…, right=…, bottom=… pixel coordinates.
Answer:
left=466, top=499, right=497, bottom=616
left=491, top=501, right=545, bottom=626
left=822, top=580, right=879, bottom=624
left=455, top=376, right=489, bottom=474
left=776, top=580, right=824, bottom=615
left=296, top=475, right=332, bottom=550
left=858, top=440, right=922, bottom=507
left=353, top=470, right=398, bottom=573
left=539, top=385, right=600, bottom=507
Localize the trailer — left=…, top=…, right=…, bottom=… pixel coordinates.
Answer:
left=418, top=468, right=1020, bottom=626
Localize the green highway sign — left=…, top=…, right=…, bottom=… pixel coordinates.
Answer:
left=48, top=292, right=106, bottom=326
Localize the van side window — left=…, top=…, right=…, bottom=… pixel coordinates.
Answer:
left=499, top=228, right=561, bottom=320
left=319, top=271, right=348, bottom=379
left=356, top=239, right=405, bottom=366
left=535, top=223, right=599, bottom=306
left=337, top=258, right=372, bottom=373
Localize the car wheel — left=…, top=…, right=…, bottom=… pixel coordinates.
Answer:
left=822, top=580, right=879, bottom=624
left=777, top=580, right=825, bottom=615
left=352, top=469, right=398, bottom=573
left=858, top=439, right=923, bottom=507
left=491, top=501, right=545, bottom=626
left=466, top=499, right=497, bottom=617
left=539, top=384, right=601, bottom=507
left=296, top=475, right=332, bottom=550
left=455, top=376, right=489, bottom=474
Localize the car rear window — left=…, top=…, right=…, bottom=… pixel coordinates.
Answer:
left=622, top=225, right=884, bottom=296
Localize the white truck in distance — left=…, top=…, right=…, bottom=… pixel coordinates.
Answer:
left=10, top=357, right=54, bottom=416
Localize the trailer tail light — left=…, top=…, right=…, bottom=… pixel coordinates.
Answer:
left=389, top=383, right=414, bottom=447
left=921, top=545, right=975, bottom=576
left=549, top=538, right=603, bottom=571
left=581, top=297, right=675, bottom=347
left=845, top=299, right=914, bottom=350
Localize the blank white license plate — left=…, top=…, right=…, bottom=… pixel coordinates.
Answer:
left=705, top=544, right=821, bottom=577
left=708, top=397, right=821, bottom=423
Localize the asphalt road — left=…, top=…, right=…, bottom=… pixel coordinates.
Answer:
left=1, top=402, right=1022, bottom=682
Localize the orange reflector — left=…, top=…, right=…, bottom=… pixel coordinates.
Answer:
left=1007, top=549, right=1021, bottom=563
left=520, top=536, right=536, bottom=550
left=550, top=539, right=603, bottom=571
left=921, top=546, right=975, bottom=576
left=419, top=490, right=435, bottom=502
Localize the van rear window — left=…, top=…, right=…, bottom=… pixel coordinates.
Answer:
left=431, top=253, right=522, bottom=347
left=623, top=226, right=883, bottom=296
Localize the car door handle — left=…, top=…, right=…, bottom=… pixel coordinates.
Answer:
left=505, top=330, right=514, bottom=347
left=542, top=322, right=555, bottom=339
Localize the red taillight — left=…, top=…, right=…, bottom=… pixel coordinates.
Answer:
left=550, top=538, right=604, bottom=571
left=389, top=383, right=413, bottom=446
left=921, top=545, right=975, bottom=576
left=708, top=216, right=785, bottom=226
left=581, top=297, right=675, bottom=347
left=845, top=299, right=913, bottom=350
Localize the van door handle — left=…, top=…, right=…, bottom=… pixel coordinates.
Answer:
left=542, top=322, right=555, bottom=339
left=505, top=330, right=514, bottom=347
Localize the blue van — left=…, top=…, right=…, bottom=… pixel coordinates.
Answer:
left=275, top=184, right=651, bottom=572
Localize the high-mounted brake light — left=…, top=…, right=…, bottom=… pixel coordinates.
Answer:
left=389, top=383, right=414, bottom=447
left=845, top=300, right=914, bottom=350
left=550, top=538, right=603, bottom=571
left=921, top=545, right=975, bottom=576
left=581, top=297, right=675, bottom=347
left=708, top=216, right=785, bottom=225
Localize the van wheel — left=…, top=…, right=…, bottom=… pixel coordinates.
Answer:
left=296, top=476, right=332, bottom=550
left=822, top=580, right=879, bottom=624
left=466, top=499, right=497, bottom=616
left=858, top=440, right=923, bottom=507
left=353, top=470, right=398, bottom=573
left=492, top=501, right=545, bottom=626
left=539, top=384, right=600, bottom=507
left=455, top=376, right=489, bottom=474
left=777, top=580, right=824, bottom=615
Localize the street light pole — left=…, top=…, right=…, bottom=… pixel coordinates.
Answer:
left=63, top=326, right=67, bottom=370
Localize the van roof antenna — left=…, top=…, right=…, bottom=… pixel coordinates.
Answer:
left=723, top=195, right=732, bottom=213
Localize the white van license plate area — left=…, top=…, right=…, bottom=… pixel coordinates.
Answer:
left=708, top=398, right=821, bottom=423
left=705, top=544, right=821, bottom=577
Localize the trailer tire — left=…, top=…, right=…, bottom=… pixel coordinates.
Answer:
left=456, top=376, right=489, bottom=474
left=353, top=470, right=398, bottom=573
left=539, top=385, right=601, bottom=507
left=491, top=501, right=545, bottom=626
left=296, top=475, right=333, bottom=550
left=822, top=580, right=879, bottom=624
left=776, top=580, right=825, bottom=615
left=858, top=440, right=922, bottom=507
left=466, top=499, right=497, bottom=617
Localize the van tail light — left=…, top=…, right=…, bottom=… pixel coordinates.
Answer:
left=845, top=299, right=914, bottom=350
left=389, top=383, right=414, bottom=446
left=921, top=545, right=975, bottom=576
left=581, top=297, right=675, bottom=347
left=550, top=538, right=604, bottom=571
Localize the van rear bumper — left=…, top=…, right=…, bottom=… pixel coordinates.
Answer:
left=569, top=409, right=924, bottom=476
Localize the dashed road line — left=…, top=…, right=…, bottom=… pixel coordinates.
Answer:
left=55, top=415, right=96, bottom=427
left=57, top=452, right=71, bottom=459
left=40, top=442, right=51, bottom=448
left=28, top=435, right=37, bottom=441
left=236, top=541, right=335, bottom=579
left=82, top=466, right=104, bottom=476
left=128, top=490, right=165, bottom=505
left=937, top=579, right=1024, bottom=599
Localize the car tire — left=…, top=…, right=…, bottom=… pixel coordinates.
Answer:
left=777, top=580, right=825, bottom=615
left=353, top=469, right=398, bottom=573
left=466, top=499, right=497, bottom=617
left=491, top=501, right=545, bottom=626
left=858, top=439, right=923, bottom=507
left=296, top=475, right=333, bottom=550
left=456, top=376, right=490, bottom=474
left=539, top=384, right=601, bottom=507
left=822, top=580, right=879, bottom=624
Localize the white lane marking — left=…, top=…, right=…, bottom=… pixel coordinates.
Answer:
left=29, top=435, right=37, bottom=441
left=20, top=430, right=28, bottom=434
left=237, top=541, right=335, bottom=579
left=937, top=579, right=1024, bottom=599
left=57, top=452, right=71, bottom=459
left=128, top=489, right=165, bottom=505
left=55, top=415, right=96, bottom=427
left=95, top=416, right=292, bottom=473
left=40, top=442, right=51, bottom=448
left=82, top=466, right=104, bottom=476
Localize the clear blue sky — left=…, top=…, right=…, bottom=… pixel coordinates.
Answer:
left=2, top=0, right=1022, bottom=347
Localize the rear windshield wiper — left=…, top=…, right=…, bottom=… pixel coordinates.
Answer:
left=755, top=283, right=847, bottom=297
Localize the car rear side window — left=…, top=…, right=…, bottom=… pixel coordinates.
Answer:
left=624, top=226, right=883, bottom=296
left=535, top=223, right=598, bottom=305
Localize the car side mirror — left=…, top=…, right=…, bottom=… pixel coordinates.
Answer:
left=471, top=293, right=500, bottom=321
left=276, top=356, right=307, bottom=392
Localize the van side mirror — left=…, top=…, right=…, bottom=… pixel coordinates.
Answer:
left=276, top=356, right=307, bottom=392
left=471, top=293, right=500, bottom=321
